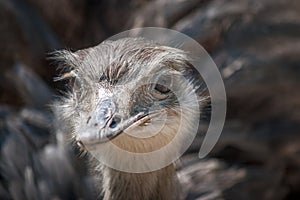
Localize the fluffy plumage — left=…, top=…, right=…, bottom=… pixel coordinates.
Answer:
left=54, top=37, right=207, bottom=200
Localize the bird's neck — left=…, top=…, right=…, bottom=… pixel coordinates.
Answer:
left=100, top=164, right=179, bottom=200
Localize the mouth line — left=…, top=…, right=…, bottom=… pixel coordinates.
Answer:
left=79, top=110, right=163, bottom=147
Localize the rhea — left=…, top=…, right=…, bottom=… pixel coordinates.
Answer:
left=54, top=38, right=204, bottom=200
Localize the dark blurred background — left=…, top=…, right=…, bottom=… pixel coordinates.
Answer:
left=0, top=0, right=300, bottom=199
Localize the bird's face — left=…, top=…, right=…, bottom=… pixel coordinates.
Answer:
left=54, top=38, right=204, bottom=154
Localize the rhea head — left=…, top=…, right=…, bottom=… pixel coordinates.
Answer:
left=54, top=38, right=205, bottom=170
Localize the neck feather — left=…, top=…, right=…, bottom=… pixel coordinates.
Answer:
left=99, top=165, right=179, bottom=200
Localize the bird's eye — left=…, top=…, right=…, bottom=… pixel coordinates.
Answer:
left=154, top=84, right=170, bottom=94
left=150, top=75, right=172, bottom=100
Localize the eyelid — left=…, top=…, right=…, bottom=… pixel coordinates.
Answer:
left=150, top=87, right=169, bottom=100
left=149, top=74, right=172, bottom=100
left=154, top=83, right=170, bottom=94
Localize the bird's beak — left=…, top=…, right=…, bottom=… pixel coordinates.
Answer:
left=77, top=99, right=159, bottom=146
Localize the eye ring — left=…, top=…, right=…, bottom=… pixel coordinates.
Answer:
left=150, top=75, right=172, bottom=100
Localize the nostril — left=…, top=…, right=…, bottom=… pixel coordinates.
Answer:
left=109, top=116, right=121, bottom=129
left=87, top=116, right=91, bottom=124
